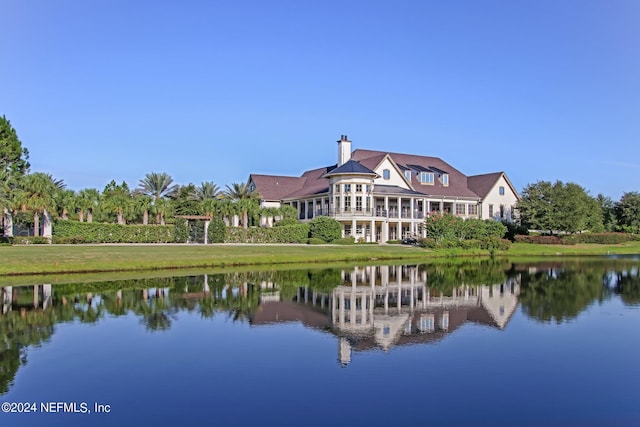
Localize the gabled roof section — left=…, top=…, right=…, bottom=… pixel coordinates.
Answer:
left=322, top=159, right=378, bottom=178
left=352, top=149, right=478, bottom=198
left=468, top=172, right=520, bottom=200
left=249, top=174, right=306, bottom=201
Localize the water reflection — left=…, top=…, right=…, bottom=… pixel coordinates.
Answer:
left=252, top=266, right=520, bottom=365
left=1, top=258, right=639, bottom=394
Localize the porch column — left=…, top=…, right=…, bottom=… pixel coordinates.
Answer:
left=297, top=202, right=301, bottom=219
left=204, top=220, right=210, bottom=244
left=351, top=218, right=356, bottom=237
left=397, top=197, right=402, bottom=218
left=439, top=200, right=444, bottom=213
left=384, top=196, right=389, bottom=217
left=370, top=219, right=375, bottom=242
left=313, top=199, right=317, bottom=218
left=304, top=200, right=309, bottom=220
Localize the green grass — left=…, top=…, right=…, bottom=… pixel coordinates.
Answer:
left=1, top=241, right=638, bottom=279
left=0, top=244, right=427, bottom=276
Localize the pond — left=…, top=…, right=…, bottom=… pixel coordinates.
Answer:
left=1, top=257, right=639, bottom=426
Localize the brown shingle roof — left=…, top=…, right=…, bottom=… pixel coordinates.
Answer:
left=467, top=172, right=504, bottom=198
left=352, top=149, right=479, bottom=199
left=249, top=174, right=306, bottom=201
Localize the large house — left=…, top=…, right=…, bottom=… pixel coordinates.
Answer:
left=249, top=135, right=518, bottom=242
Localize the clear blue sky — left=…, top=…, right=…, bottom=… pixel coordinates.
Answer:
left=2, top=0, right=639, bottom=199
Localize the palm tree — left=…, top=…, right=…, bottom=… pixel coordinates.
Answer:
left=17, top=172, right=65, bottom=236
left=136, top=172, right=177, bottom=224
left=102, top=180, right=132, bottom=225
left=134, top=194, right=154, bottom=225
left=55, top=189, right=76, bottom=220
left=76, top=188, right=100, bottom=222
left=224, top=182, right=259, bottom=229
left=190, top=181, right=222, bottom=201
left=152, top=197, right=172, bottom=225
left=136, top=172, right=177, bottom=200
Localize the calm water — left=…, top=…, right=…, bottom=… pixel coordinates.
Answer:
left=1, top=258, right=639, bottom=426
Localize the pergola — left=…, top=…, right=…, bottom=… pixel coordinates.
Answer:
left=175, top=215, right=212, bottom=244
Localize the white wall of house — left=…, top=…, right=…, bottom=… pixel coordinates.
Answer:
left=480, top=174, right=519, bottom=222
left=259, top=200, right=282, bottom=208
left=373, top=157, right=411, bottom=189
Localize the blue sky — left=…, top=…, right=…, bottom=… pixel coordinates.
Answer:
left=2, top=0, right=639, bottom=199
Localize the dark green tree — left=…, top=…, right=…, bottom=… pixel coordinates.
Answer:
left=596, top=193, right=617, bottom=232
left=518, top=180, right=601, bottom=234
left=0, top=115, right=30, bottom=187
left=615, top=191, right=640, bottom=233
left=308, top=216, right=342, bottom=242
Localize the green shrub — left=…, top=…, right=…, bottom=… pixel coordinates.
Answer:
left=514, top=235, right=566, bottom=245
left=174, top=218, right=189, bottom=243
left=386, top=240, right=401, bottom=244
left=207, top=217, right=226, bottom=243
left=502, top=220, right=529, bottom=241
left=225, top=224, right=310, bottom=243
left=53, top=236, right=87, bottom=244
left=274, top=218, right=299, bottom=227
left=11, top=236, right=50, bottom=244
left=561, top=232, right=637, bottom=245
left=54, top=221, right=175, bottom=243
left=308, top=217, right=342, bottom=242
left=307, top=237, right=325, bottom=245
left=480, top=237, right=512, bottom=252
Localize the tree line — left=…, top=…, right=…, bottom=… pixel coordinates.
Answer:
left=517, top=181, right=640, bottom=235
left=2, top=114, right=639, bottom=236
left=2, top=115, right=298, bottom=236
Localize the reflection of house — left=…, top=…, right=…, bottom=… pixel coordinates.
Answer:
left=249, top=265, right=520, bottom=366
left=1, top=285, right=53, bottom=314
left=249, top=135, right=519, bottom=242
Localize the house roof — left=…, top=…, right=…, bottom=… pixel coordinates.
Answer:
left=352, top=149, right=480, bottom=199
left=467, top=171, right=520, bottom=200
left=249, top=174, right=306, bottom=201
left=323, top=159, right=378, bottom=177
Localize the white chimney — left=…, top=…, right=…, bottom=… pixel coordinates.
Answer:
left=337, top=134, right=352, bottom=166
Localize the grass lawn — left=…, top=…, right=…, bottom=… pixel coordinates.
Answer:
left=0, top=244, right=428, bottom=276
left=1, top=241, right=638, bottom=278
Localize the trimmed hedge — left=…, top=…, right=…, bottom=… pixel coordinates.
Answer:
left=514, top=235, right=565, bottom=245
left=308, top=217, right=342, bottom=242
left=562, top=233, right=639, bottom=245
left=514, top=233, right=639, bottom=245
left=225, top=224, right=310, bottom=243
left=53, top=221, right=175, bottom=243
left=207, top=217, right=226, bottom=243
left=7, top=236, right=50, bottom=245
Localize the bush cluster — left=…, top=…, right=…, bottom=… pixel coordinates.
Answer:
left=174, top=218, right=189, bottom=243
left=225, top=224, right=310, bottom=243
left=515, top=232, right=639, bottom=245
left=53, top=221, right=175, bottom=243
left=6, top=236, right=50, bottom=245
left=514, top=235, right=565, bottom=245
left=207, top=217, right=226, bottom=243
left=308, top=217, right=342, bottom=242
left=562, top=233, right=639, bottom=245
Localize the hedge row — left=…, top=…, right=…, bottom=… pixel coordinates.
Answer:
left=2, top=236, right=50, bottom=245
left=419, top=237, right=511, bottom=251
left=53, top=221, right=175, bottom=243
left=514, top=233, right=639, bottom=245
left=225, top=224, right=310, bottom=243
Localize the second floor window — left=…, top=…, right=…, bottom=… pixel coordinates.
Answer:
left=356, top=184, right=362, bottom=192
left=420, top=172, right=434, bottom=184
left=344, top=184, right=351, bottom=193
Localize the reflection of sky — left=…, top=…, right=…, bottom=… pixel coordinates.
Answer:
left=3, top=299, right=639, bottom=427
left=1, top=262, right=640, bottom=426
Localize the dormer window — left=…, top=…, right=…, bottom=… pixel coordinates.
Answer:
left=404, top=170, right=411, bottom=181
left=419, top=172, right=434, bottom=184
left=442, top=174, right=449, bottom=186
left=383, top=169, right=390, bottom=180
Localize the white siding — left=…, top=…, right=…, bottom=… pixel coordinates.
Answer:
left=374, top=157, right=410, bottom=189
left=480, top=175, right=518, bottom=221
